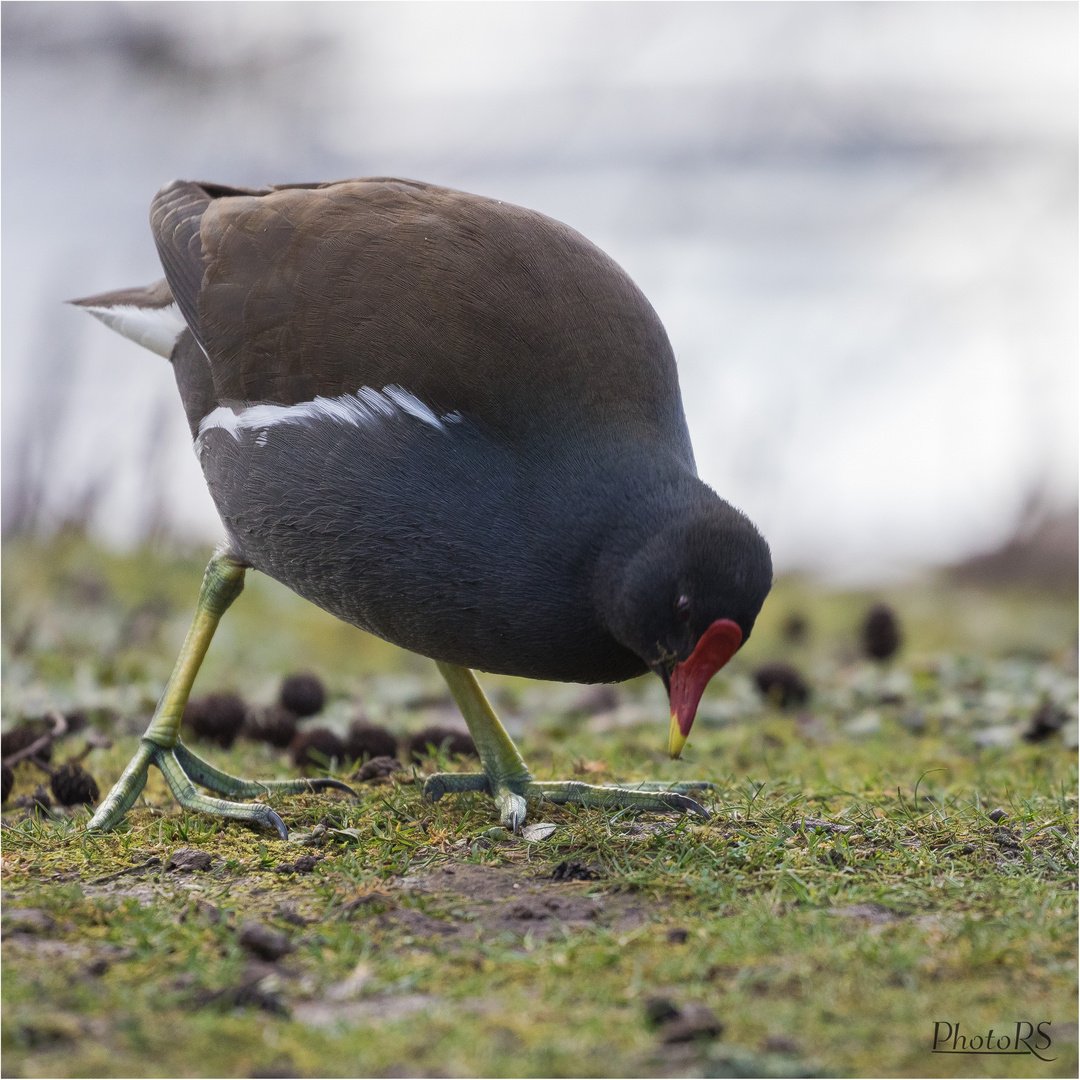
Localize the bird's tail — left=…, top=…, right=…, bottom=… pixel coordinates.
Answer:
left=68, top=278, right=186, bottom=360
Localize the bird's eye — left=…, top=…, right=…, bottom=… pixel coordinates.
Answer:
left=675, top=594, right=692, bottom=622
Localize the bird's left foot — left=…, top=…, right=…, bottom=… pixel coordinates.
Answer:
left=424, top=664, right=712, bottom=832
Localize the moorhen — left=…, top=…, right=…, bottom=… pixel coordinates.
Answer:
left=76, top=178, right=772, bottom=836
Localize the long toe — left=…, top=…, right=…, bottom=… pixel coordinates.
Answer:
left=625, top=780, right=716, bottom=792
left=155, top=748, right=295, bottom=838
left=524, top=779, right=712, bottom=817
left=422, top=773, right=491, bottom=802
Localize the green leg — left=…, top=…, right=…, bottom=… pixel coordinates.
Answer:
left=87, top=550, right=353, bottom=838
left=423, top=662, right=710, bottom=829
left=428, top=662, right=532, bottom=831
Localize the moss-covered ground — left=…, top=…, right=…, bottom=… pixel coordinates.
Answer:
left=2, top=536, right=1077, bottom=1078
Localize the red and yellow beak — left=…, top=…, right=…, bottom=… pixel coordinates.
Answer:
left=668, top=618, right=742, bottom=758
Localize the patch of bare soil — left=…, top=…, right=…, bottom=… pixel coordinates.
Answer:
left=2, top=935, right=130, bottom=968
left=826, top=902, right=902, bottom=924
left=362, top=862, right=652, bottom=942
left=293, top=994, right=440, bottom=1029
left=4, top=851, right=657, bottom=967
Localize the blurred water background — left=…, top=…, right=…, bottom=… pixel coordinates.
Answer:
left=2, top=1, right=1076, bottom=584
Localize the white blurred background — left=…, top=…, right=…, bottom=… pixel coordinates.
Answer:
left=3, top=1, right=1076, bottom=582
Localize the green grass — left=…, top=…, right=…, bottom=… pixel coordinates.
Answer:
left=2, top=535, right=1077, bottom=1078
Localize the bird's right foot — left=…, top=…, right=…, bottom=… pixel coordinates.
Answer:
left=88, top=739, right=355, bottom=839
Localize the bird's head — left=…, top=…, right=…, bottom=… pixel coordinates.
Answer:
left=601, top=499, right=772, bottom=758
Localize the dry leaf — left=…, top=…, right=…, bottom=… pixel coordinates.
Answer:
left=522, top=822, right=557, bottom=842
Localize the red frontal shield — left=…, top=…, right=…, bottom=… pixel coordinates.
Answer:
left=668, top=618, right=742, bottom=757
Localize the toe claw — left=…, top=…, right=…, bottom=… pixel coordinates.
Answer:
left=666, top=794, right=710, bottom=819
left=265, top=808, right=289, bottom=840
left=306, top=778, right=357, bottom=798
left=495, top=788, right=527, bottom=832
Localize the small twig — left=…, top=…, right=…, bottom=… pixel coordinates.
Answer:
left=88, top=856, right=163, bottom=886
left=68, top=735, right=110, bottom=764
left=2, top=711, right=67, bottom=768
left=28, top=757, right=55, bottom=778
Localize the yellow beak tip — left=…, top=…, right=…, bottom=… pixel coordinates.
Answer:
left=668, top=714, right=688, bottom=759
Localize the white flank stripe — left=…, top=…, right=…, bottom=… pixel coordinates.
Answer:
left=195, top=385, right=461, bottom=454
left=82, top=303, right=187, bottom=359
left=383, top=385, right=444, bottom=427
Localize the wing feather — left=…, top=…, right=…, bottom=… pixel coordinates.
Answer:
left=147, top=177, right=692, bottom=463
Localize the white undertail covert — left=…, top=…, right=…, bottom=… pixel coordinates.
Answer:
left=81, top=303, right=187, bottom=360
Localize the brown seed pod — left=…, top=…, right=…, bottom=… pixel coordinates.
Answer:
left=1, top=724, right=53, bottom=764
left=183, top=693, right=247, bottom=749
left=243, top=705, right=299, bottom=749
left=352, top=755, right=404, bottom=783
left=279, top=673, right=326, bottom=718
left=862, top=603, right=902, bottom=661
left=14, top=784, right=52, bottom=815
left=781, top=611, right=809, bottom=645
left=343, top=720, right=397, bottom=763
left=50, top=763, right=100, bottom=806
left=289, top=728, right=346, bottom=772
left=404, top=726, right=478, bottom=763
left=63, top=710, right=89, bottom=735
left=753, top=662, right=810, bottom=709
left=1022, top=700, right=1068, bottom=743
